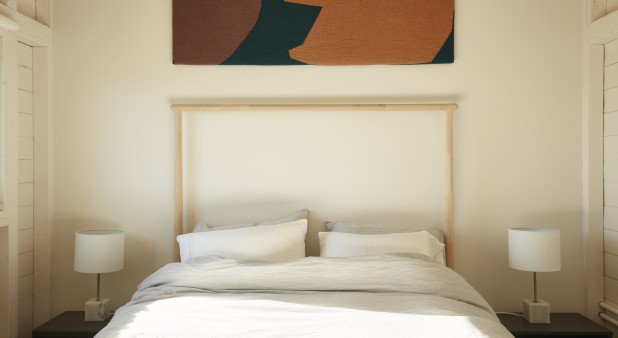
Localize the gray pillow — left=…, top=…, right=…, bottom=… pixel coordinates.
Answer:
left=194, top=209, right=309, bottom=232
left=325, top=221, right=444, bottom=243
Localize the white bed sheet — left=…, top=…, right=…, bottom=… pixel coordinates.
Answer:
left=96, top=254, right=512, bottom=338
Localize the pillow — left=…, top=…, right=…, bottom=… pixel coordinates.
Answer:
left=178, top=219, right=307, bottom=263
left=193, top=209, right=309, bottom=232
left=318, top=231, right=445, bottom=264
left=325, top=221, right=444, bottom=243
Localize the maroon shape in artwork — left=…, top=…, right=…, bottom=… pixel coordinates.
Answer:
left=173, top=0, right=262, bottom=65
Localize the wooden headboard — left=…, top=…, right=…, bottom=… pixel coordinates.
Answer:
left=171, top=103, right=458, bottom=268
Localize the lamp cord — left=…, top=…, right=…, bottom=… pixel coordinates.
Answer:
left=495, top=312, right=523, bottom=317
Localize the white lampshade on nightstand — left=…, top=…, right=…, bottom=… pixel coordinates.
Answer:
left=508, top=227, right=560, bottom=324
left=74, top=230, right=124, bottom=321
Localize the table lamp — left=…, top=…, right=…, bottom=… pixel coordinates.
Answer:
left=508, top=227, right=560, bottom=323
left=74, top=229, right=124, bottom=321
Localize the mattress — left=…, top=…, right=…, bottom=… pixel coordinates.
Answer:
left=96, top=254, right=512, bottom=337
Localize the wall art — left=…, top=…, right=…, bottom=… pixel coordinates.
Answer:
left=173, top=0, right=455, bottom=65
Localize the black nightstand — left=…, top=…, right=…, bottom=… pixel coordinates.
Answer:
left=32, top=311, right=113, bottom=338
left=497, top=312, right=612, bottom=338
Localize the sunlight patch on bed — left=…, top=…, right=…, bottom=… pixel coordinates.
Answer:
left=111, top=295, right=507, bottom=337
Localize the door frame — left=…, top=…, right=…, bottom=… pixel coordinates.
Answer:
left=583, top=5, right=618, bottom=322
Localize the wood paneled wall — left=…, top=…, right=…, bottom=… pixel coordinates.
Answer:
left=591, top=0, right=618, bottom=23
left=0, top=0, right=49, bottom=27
left=604, top=38, right=618, bottom=310
left=16, top=41, right=33, bottom=338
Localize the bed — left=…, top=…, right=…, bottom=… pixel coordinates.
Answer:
left=94, top=104, right=513, bottom=337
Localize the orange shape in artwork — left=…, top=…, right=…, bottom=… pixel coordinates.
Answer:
left=286, top=0, right=454, bottom=65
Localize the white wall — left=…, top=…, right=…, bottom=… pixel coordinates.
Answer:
left=51, top=1, right=584, bottom=315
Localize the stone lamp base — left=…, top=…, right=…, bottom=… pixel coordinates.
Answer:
left=523, top=299, right=550, bottom=323
left=84, top=298, right=111, bottom=321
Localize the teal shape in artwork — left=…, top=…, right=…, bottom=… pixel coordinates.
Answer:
left=222, top=0, right=321, bottom=65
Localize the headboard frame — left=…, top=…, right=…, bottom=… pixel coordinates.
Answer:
left=171, top=103, right=458, bottom=268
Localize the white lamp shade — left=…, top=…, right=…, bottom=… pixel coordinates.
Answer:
left=74, top=230, right=124, bottom=273
left=508, top=227, right=560, bottom=272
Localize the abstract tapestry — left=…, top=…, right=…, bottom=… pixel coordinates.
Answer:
left=172, top=0, right=455, bottom=65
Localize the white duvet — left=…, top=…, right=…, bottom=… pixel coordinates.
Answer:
left=96, top=254, right=513, bottom=337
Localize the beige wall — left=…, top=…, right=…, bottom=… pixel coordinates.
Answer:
left=51, top=1, right=584, bottom=315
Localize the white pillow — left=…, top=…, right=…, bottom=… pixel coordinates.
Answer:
left=318, top=230, right=445, bottom=264
left=325, top=221, right=444, bottom=243
left=193, top=209, right=309, bottom=232
left=178, top=219, right=307, bottom=263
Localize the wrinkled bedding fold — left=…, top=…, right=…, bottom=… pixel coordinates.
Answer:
left=96, top=254, right=513, bottom=337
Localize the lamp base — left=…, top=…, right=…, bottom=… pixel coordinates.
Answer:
left=523, top=299, right=550, bottom=323
left=84, top=298, right=111, bottom=321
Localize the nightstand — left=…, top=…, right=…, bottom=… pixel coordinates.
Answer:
left=32, top=311, right=113, bottom=338
left=497, top=312, right=612, bottom=338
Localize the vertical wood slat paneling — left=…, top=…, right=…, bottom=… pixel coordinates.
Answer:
left=605, top=183, right=618, bottom=207
left=606, top=276, right=618, bottom=304
left=18, top=113, right=32, bottom=137
left=605, top=39, right=618, bottom=66
left=18, top=137, right=33, bottom=160
left=606, top=63, right=618, bottom=90
left=606, top=253, right=618, bottom=279
left=18, top=160, right=33, bottom=184
left=606, top=43, right=618, bottom=307
left=32, top=46, right=51, bottom=328
left=605, top=135, right=618, bottom=160
left=17, top=42, right=36, bottom=336
left=18, top=90, right=32, bottom=115
left=0, top=228, right=8, bottom=337
left=18, top=206, right=33, bottom=230
left=17, top=296, right=32, bottom=338
left=606, top=159, right=618, bottom=183
left=35, top=0, right=51, bottom=27
left=17, top=67, right=32, bottom=93
left=607, top=111, right=618, bottom=136
left=607, top=87, right=618, bottom=112
left=593, top=4, right=608, bottom=22
left=17, top=275, right=32, bottom=301
left=18, top=183, right=33, bottom=207
left=606, top=206, right=618, bottom=232
left=16, top=0, right=35, bottom=21
left=604, top=229, right=618, bottom=255
left=17, top=252, right=32, bottom=278
left=17, top=229, right=32, bottom=254
left=17, top=42, right=32, bottom=69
